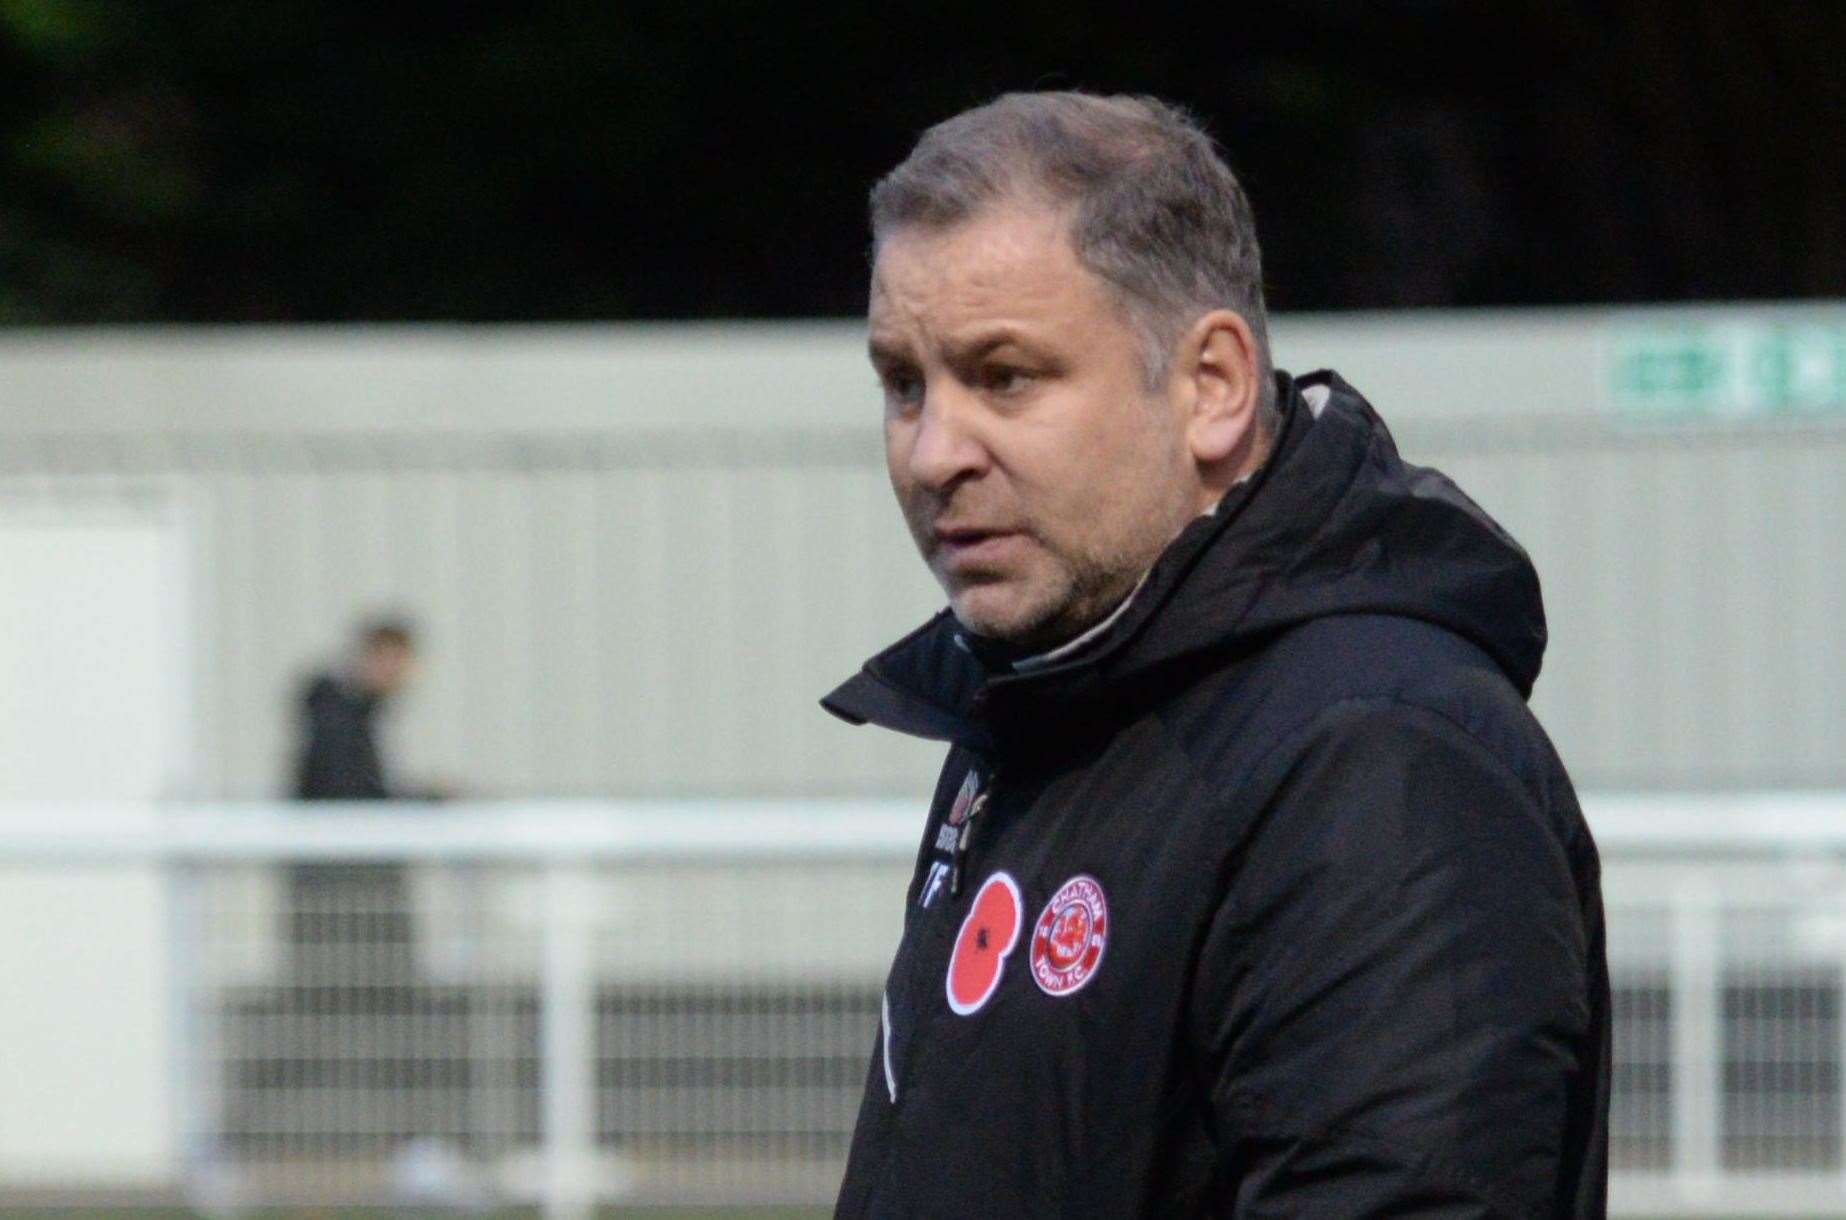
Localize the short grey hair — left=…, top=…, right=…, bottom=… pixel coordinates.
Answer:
left=871, top=91, right=1275, bottom=420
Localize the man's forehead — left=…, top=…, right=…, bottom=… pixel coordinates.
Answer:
left=875, top=204, right=1071, bottom=283
left=868, top=205, right=1096, bottom=348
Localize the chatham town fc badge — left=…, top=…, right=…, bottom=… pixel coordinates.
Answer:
left=1030, top=875, right=1108, bottom=997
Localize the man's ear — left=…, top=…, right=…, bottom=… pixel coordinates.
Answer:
left=1178, top=309, right=1262, bottom=466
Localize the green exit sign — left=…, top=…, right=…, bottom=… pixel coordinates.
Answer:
left=1611, top=318, right=1846, bottom=422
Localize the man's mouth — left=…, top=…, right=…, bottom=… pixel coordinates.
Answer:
left=934, top=526, right=1025, bottom=568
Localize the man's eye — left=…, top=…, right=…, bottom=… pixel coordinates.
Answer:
left=881, top=372, right=923, bottom=409
left=983, top=366, right=1035, bottom=395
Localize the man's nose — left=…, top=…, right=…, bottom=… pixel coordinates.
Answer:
left=904, top=388, right=990, bottom=492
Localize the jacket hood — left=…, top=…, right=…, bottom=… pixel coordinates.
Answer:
left=824, top=370, right=1546, bottom=747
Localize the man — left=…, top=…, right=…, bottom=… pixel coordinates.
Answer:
left=295, top=617, right=420, bottom=800
left=822, top=93, right=1609, bottom=1216
left=288, top=617, right=430, bottom=997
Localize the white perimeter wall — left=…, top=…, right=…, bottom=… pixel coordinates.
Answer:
left=0, top=305, right=1842, bottom=800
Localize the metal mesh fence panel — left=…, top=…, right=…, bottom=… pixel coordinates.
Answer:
left=1609, top=909, right=1674, bottom=1172
left=158, top=816, right=911, bottom=1215
left=186, top=861, right=541, bottom=1208
left=1719, top=912, right=1842, bottom=1172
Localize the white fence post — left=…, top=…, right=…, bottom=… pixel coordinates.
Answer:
left=1670, top=877, right=1722, bottom=1202
left=166, top=861, right=220, bottom=1197
left=541, top=862, right=598, bottom=1220
left=1838, top=884, right=1846, bottom=1192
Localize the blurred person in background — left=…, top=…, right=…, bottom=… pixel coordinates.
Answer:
left=825, top=92, right=1608, bottom=1217
left=295, top=616, right=424, bottom=800
left=285, top=617, right=436, bottom=1039
left=275, top=618, right=482, bottom=1200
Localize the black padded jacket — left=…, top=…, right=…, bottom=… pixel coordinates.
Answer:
left=822, top=370, right=1610, bottom=1218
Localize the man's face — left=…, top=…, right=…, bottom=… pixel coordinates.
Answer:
left=869, top=203, right=1200, bottom=650
left=360, top=640, right=416, bottom=698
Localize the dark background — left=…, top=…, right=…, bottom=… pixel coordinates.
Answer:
left=0, top=1, right=1838, bottom=325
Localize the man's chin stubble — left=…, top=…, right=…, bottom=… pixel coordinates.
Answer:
left=947, top=554, right=1133, bottom=650
left=952, top=585, right=1093, bottom=652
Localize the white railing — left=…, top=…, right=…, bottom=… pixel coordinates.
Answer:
left=5, top=795, right=1846, bottom=1216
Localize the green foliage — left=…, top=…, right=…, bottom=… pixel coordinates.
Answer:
left=0, top=0, right=116, bottom=60
left=0, top=3, right=1840, bottom=324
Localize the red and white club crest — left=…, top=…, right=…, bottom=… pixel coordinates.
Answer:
left=1030, top=875, right=1108, bottom=997
left=946, top=872, right=1023, bottom=1016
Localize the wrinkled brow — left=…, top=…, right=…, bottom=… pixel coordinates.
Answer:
left=869, top=326, right=1039, bottom=373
